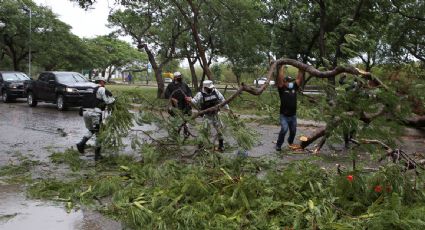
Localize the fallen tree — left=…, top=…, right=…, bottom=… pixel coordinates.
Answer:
left=191, top=58, right=425, bottom=153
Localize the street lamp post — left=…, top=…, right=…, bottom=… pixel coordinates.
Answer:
left=19, top=1, right=31, bottom=77
left=28, top=8, right=32, bottom=77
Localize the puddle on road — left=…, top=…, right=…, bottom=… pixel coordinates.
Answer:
left=0, top=184, right=121, bottom=230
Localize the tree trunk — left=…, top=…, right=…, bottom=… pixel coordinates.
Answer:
left=199, top=72, right=206, bottom=90
left=154, top=69, right=164, bottom=98
left=187, top=0, right=213, bottom=80
left=172, top=0, right=213, bottom=80
left=107, top=67, right=115, bottom=82
left=235, top=72, right=241, bottom=86
left=191, top=25, right=213, bottom=80
left=12, top=51, right=19, bottom=71
left=187, top=55, right=199, bottom=92
left=140, top=43, right=164, bottom=98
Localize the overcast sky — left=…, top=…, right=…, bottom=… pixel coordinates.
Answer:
left=33, top=0, right=116, bottom=39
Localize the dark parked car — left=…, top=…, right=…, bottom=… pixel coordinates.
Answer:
left=0, top=71, right=31, bottom=103
left=25, top=71, right=97, bottom=111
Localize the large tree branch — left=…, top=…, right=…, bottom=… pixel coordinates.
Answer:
left=191, top=58, right=380, bottom=119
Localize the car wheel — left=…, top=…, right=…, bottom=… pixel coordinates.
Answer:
left=27, top=92, right=37, bottom=107
left=56, top=95, right=66, bottom=111
left=2, top=90, right=9, bottom=103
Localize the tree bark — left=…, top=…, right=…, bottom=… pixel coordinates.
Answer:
left=107, top=66, right=116, bottom=82
left=235, top=72, right=241, bottom=86
left=138, top=43, right=165, bottom=98
left=300, top=127, right=326, bottom=149
left=187, top=54, right=199, bottom=92
left=171, top=0, right=214, bottom=80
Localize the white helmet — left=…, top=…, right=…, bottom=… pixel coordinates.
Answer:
left=173, top=71, right=182, bottom=78
left=93, top=76, right=106, bottom=82
left=202, top=80, right=215, bottom=93
left=202, top=80, right=215, bottom=89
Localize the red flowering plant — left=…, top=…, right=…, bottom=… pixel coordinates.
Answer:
left=374, top=185, right=383, bottom=193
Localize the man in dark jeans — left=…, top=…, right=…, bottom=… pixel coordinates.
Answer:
left=164, top=72, right=192, bottom=137
left=276, top=65, right=304, bottom=151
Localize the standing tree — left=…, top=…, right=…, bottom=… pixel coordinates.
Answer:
left=108, top=1, right=188, bottom=98
left=0, top=0, right=40, bottom=72
left=84, top=35, right=146, bottom=82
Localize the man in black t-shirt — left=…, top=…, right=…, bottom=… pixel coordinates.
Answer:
left=164, top=72, right=192, bottom=137
left=275, top=65, right=304, bottom=151
left=164, top=72, right=193, bottom=115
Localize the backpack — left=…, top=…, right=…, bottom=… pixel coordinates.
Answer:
left=81, top=86, right=101, bottom=109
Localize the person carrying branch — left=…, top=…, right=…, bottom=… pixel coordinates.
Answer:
left=164, top=71, right=193, bottom=137
left=185, top=80, right=229, bottom=152
left=275, top=65, right=304, bottom=151
left=76, top=76, right=115, bottom=161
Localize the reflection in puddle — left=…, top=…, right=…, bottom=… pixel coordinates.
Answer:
left=0, top=184, right=120, bottom=230
left=0, top=184, right=82, bottom=230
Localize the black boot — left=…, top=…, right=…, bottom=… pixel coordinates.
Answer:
left=94, top=147, right=103, bottom=161
left=218, top=139, right=224, bottom=152
left=76, top=137, right=89, bottom=154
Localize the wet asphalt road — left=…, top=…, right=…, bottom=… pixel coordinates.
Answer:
left=0, top=100, right=123, bottom=230
left=0, top=99, right=86, bottom=167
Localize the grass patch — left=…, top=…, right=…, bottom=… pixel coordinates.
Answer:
left=49, top=148, right=86, bottom=172
left=0, top=155, right=40, bottom=183
left=0, top=157, right=39, bottom=177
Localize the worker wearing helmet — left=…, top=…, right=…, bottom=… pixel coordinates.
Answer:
left=76, top=76, right=115, bottom=161
left=164, top=71, right=193, bottom=137
left=185, top=80, right=229, bottom=152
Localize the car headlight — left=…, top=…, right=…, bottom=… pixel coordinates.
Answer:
left=9, top=84, right=18, bottom=89
left=66, top=87, right=77, bottom=93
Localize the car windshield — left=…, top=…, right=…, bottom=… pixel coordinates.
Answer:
left=56, top=73, right=88, bottom=84
left=2, top=73, right=30, bottom=81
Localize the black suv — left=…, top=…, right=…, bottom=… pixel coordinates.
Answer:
left=25, top=71, right=97, bottom=110
left=0, top=71, right=31, bottom=103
